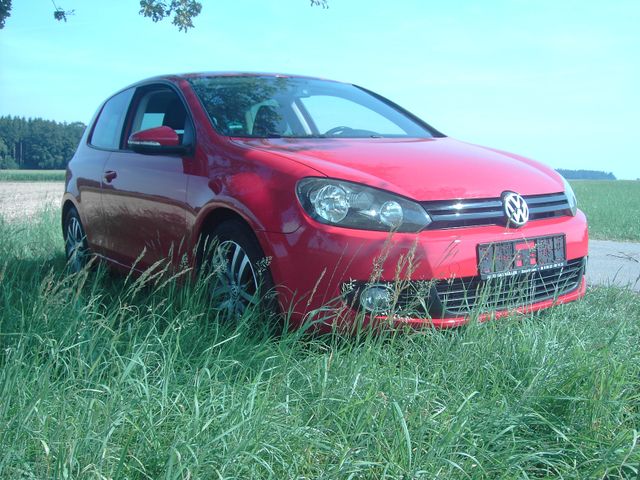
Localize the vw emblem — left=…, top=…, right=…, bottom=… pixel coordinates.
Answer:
left=503, top=192, right=529, bottom=227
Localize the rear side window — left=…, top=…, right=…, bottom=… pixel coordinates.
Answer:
left=90, top=88, right=134, bottom=150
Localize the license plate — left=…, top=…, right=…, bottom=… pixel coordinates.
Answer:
left=478, top=235, right=566, bottom=280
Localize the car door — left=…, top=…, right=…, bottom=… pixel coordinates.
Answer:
left=100, top=84, right=193, bottom=271
left=79, top=88, right=135, bottom=255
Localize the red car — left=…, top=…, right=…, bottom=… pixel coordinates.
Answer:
left=62, top=72, right=588, bottom=329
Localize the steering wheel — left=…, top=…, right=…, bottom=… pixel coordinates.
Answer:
left=324, top=126, right=355, bottom=136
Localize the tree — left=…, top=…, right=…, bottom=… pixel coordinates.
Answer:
left=556, top=169, right=617, bottom=180
left=0, top=0, right=10, bottom=29
left=0, top=137, right=18, bottom=169
left=0, top=116, right=86, bottom=170
left=0, top=0, right=329, bottom=32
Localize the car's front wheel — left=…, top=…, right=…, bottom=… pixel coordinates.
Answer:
left=201, top=219, right=277, bottom=321
left=63, top=207, right=90, bottom=272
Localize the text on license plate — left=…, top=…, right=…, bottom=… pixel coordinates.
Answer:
left=477, top=235, right=566, bottom=280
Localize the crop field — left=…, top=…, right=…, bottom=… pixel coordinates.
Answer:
left=0, top=169, right=66, bottom=182
left=0, top=182, right=64, bottom=221
left=1, top=204, right=639, bottom=478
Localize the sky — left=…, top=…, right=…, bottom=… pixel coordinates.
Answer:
left=1, top=0, right=639, bottom=179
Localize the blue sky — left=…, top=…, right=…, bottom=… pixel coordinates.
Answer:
left=1, top=0, right=638, bottom=178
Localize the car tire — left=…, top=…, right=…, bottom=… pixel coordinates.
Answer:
left=201, top=219, right=278, bottom=323
left=63, top=207, right=90, bottom=273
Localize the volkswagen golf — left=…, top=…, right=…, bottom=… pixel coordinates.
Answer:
left=62, top=72, right=588, bottom=329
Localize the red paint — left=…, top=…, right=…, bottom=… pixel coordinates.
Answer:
left=128, top=125, right=180, bottom=148
left=515, top=241, right=536, bottom=251
left=63, top=72, right=589, bottom=330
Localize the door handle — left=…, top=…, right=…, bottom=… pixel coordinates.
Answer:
left=104, top=170, right=117, bottom=183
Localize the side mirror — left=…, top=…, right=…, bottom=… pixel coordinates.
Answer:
left=128, top=126, right=191, bottom=155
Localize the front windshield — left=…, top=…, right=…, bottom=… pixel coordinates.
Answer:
left=188, top=76, right=436, bottom=139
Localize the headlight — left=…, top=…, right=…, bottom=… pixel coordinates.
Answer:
left=296, top=178, right=432, bottom=232
left=561, top=176, right=577, bottom=216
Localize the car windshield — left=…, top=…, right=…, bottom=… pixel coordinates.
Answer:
left=188, top=76, right=436, bottom=139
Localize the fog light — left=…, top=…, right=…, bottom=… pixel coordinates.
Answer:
left=360, top=284, right=393, bottom=313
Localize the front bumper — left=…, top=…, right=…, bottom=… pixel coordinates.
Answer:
left=257, top=210, right=589, bottom=329
left=376, top=276, right=586, bottom=329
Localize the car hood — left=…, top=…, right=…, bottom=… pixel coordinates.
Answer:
left=231, top=137, right=564, bottom=201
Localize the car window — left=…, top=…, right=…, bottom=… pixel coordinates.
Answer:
left=243, top=99, right=300, bottom=137
left=129, top=88, right=192, bottom=145
left=299, top=95, right=405, bottom=135
left=90, top=88, right=134, bottom=150
left=189, top=76, right=435, bottom=139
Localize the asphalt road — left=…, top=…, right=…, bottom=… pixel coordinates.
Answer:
left=1, top=181, right=639, bottom=292
left=588, top=240, right=640, bottom=292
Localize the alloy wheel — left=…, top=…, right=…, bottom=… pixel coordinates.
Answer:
left=211, top=240, right=260, bottom=317
left=65, top=215, right=87, bottom=272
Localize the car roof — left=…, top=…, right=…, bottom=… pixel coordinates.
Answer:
left=138, top=71, right=345, bottom=85
left=101, top=72, right=348, bottom=110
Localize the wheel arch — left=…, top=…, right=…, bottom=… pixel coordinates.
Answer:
left=61, top=196, right=80, bottom=233
left=194, top=206, right=268, bottom=267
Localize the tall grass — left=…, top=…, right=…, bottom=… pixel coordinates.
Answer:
left=1, top=210, right=639, bottom=479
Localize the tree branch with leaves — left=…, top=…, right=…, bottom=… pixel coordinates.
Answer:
left=0, top=0, right=11, bottom=29
left=0, top=0, right=329, bottom=31
left=140, top=0, right=329, bottom=32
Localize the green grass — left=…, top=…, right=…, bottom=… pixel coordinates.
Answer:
left=0, top=169, right=66, bottom=182
left=1, top=210, right=639, bottom=478
left=571, top=180, right=640, bottom=242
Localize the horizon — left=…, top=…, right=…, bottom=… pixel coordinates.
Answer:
left=1, top=0, right=638, bottom=179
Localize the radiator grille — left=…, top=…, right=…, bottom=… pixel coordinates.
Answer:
left=422, top=192, right=571, bottom=229
left=431, top=257, right=585, bottom=316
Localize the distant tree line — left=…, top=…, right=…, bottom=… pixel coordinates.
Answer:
left=556, top=168, right=617, bottom=180
left=0, top=116, right=85, bottom=169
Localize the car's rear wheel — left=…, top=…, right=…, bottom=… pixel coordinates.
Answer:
left=63, top=207, right=90, bottom=272
left=201, top=219, right=277, bottom=321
